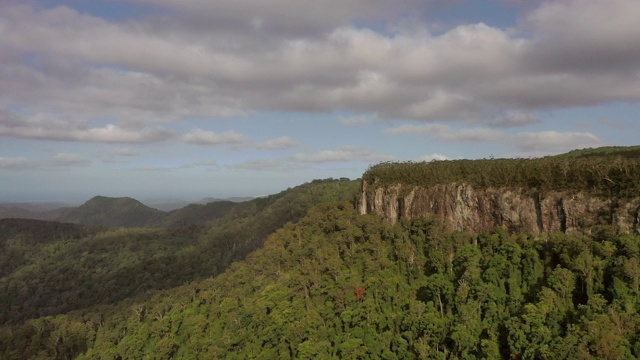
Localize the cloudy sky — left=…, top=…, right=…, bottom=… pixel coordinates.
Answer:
left=1, top=0, right=639, bottom=202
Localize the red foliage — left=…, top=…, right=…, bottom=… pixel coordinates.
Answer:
left=355, top=287, right=365, bottom=301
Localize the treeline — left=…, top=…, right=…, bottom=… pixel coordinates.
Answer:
left=0, top=179, right=359, bottom=326
left=364, top=154, right=640, bottom=198
left=2, top=202, right=640, bottom=359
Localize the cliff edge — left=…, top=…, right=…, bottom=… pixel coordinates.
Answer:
left=358, top=181, right=640, bottom=235
left=359, top=149, right=640, bottom=235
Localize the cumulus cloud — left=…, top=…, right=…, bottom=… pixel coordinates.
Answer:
left=0, top=111, right=176, bottom=143
left=293, top=146, right=395, bottom=163
left=0, top=0, right=638, bottom=132
left=126, top=0, right=427, bottom=38
left=257, top=136, right=300, bottom=150
left=523, top=0, right=640, bottom=75
left=182, top=129, right=250, bottom=148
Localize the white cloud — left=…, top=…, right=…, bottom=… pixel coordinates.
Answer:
left=0, top=111, right=176, bottom=143
left=0, top=156, right=31, bottom=169
left=512, top=131, right=603, bottom=154
left=293, top=145, right=395, bottom=163
left=417, top=153, right=449, bottom=162
left=523, top=0, right=640, bottom=75
left=0, top=0, right=638, bottom=133
left=386, top=123, right=604, bottom=156
left=257, top=136, right=299, bottom=150
left=182, top=129, right=250, bottom=148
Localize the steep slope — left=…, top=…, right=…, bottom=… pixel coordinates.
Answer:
left=3, top=202, right=640, bottom=359
left=360, top=148, right=640, bottom=234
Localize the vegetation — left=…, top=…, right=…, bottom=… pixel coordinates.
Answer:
left=2, top=202, right=640, bottom=359
left=55, top=196, right=166, bottom=227
left=1, top=148, right=639, bottom=359
left=364, top=147, right=640, bottom=198
left=0, top=178, right=359, bottom=326
left=558, top=145, right=640, bottom=159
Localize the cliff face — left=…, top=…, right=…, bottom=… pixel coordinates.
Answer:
left=358, top=181, right=640, bottom=235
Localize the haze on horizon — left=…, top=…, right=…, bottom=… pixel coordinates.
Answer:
left=1, top=0, right=639, bottom=202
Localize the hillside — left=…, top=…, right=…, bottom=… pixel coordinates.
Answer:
left=0, top=178, right=359, bottom=326
left=2, top=202, right=640, bottom=359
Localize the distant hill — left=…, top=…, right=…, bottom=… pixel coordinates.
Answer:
left=145, top=196, right=254, bottom=211
left=0, top=206, right=35, bottom=220
left=153, top=200, right=238, bottom=228
left=56, top=196, right=165, bottom=227
left=0, top=196, right=244, bottom=228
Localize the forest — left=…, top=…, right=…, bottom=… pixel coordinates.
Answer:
left=1, top=148, right=640, bottom=359
left=364, top=146, right=640, bottom=198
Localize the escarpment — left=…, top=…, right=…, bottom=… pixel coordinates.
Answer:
left=359, top=152, right=640, bottom=235
left=358, top=181, right=640, bottom=235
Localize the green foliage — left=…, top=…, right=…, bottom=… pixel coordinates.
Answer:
left=0, top=179, right=359, bottom=326
left=558, top=145, right=640, bottom=159
left=363, top=146, right=640, bottom=198
left=2, top=201, right=640, bottom=359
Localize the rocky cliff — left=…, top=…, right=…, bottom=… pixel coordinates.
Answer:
left=358, top=181, right=640, bottom=235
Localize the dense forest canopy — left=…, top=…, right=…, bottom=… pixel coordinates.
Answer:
left=2, top=203, right=640, bottom=359
left=1, top=147, right=640, bottom=359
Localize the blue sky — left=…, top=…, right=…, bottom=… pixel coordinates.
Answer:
left=1, top=0, right=639, bottom=202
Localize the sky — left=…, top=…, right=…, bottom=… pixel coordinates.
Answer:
left=1, top=0, right=639, bottom=202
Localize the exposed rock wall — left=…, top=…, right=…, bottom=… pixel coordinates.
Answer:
left=358, top=181, right=640, bottom=235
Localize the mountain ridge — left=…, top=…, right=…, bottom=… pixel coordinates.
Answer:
left=360, top=146, right=640, bottom=234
